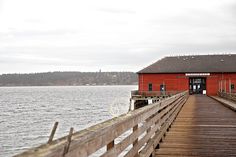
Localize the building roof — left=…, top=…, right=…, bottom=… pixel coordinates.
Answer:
left=138, top=54, right=236, bottom=73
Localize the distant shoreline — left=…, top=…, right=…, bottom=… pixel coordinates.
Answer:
left=0, top=84, right=138, bottom=87
left=0, top=71, right=138, bottom=87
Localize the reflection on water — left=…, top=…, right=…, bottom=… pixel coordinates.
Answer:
left=0, top=85, right=137, bottom=157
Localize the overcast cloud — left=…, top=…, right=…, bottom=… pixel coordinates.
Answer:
left=0, top=0, right=236, bottom=74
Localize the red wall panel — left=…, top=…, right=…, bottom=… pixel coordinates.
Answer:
left=206, top=75, right=219, bottom=95
left=139, top=73, right=236, bottom=96
left=138, top=73, right=189, bottom=92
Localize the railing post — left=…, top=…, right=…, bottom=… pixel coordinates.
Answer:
left=133, top=124, right=138, bottom=157
left=107, top=140, right=114, bottom=151
left=62, top=127, right=74, bottom=156
left=221, top=80, right=223, bottom=92
left=224, top=80, right=227, bottom=93
left=47, top=122, right=59, bottom=144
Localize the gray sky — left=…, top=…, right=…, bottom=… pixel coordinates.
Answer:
left=0, top=0, right=236, bottom=74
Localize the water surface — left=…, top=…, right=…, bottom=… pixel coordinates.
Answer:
left=0, top=85, right=137, bottom=157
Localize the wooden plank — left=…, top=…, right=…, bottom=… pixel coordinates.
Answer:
left=155, top=95, right=236, bottom=157
left=211, top=96, right=236, bottom=111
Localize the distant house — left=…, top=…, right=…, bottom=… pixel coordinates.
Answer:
left=137, top=54, right=236, bottom=95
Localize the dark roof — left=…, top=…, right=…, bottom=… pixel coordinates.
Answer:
left=138, top=54, right=236, bottom=73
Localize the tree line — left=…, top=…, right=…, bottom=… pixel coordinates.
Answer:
left=0, top=72, right=138, bottom=86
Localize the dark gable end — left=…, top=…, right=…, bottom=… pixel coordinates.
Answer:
left=138, top=54, right=236, bottom=73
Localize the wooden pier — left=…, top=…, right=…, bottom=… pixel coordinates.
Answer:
left=15, top=91, right=236, bottom=157
left=156, top=95, right=236, bottom=157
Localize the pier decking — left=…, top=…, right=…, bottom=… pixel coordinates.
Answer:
left=156, top=95, right=236, bottom=157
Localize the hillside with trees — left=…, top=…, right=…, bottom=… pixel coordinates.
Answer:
left=0, top=72, right=138, bottom=86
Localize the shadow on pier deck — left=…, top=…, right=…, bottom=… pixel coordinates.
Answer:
left=156, top=95, right=236, bottom=157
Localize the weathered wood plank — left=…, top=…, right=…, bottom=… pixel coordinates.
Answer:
left=211, top=96, right=236, bottom=111
left=155, top=95, right=236, bottom=157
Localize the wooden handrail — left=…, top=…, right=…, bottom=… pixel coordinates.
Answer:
left=218, top=91, right=236, bottom=102
left=132, top=90, right=182, bottom=97
left=15, top=91, right=188, bottom=157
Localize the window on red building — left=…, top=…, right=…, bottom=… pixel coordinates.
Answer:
left=148, top=83, right=152, bottom=91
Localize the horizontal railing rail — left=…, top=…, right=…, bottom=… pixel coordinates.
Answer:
left=131, top=90, right=182, bottom=97
left=218, top=91, right=236, bottom=102
left=16, top=91, right=188, bottom=157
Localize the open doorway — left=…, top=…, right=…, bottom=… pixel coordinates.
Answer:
left=189, top=77, right=206, bottom=94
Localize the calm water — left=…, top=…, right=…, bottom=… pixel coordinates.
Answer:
left=0, top=85, right=137, bottom=157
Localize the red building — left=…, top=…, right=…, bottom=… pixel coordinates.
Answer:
left=138, top=54, right=236, bottom=96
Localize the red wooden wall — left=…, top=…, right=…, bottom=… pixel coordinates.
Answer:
left=138, top=73, right=236, bottom=96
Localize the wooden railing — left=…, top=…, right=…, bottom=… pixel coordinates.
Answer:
left=218, top=92, right=236, bottom=102
left=131, top=90, right=181, bottom=97
left=16, top=91, right=188, bottom=157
